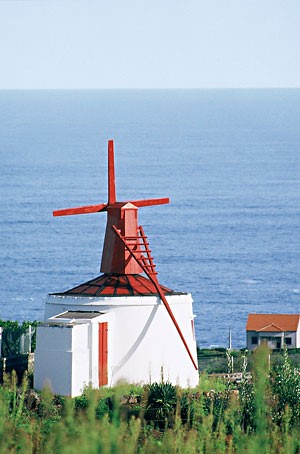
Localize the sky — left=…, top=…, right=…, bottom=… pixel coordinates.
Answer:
left=0, top=0, right=299, bottom=89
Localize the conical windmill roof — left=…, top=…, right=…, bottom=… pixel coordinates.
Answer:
left=52, top=273, right=182, bottom=297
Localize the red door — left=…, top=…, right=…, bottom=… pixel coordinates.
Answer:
left=98, top=322, right=108, bottom=386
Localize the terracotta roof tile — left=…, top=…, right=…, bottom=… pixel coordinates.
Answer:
left=246, top=314, right=300, bottom=332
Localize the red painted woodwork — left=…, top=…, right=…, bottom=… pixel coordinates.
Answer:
left=53, top=203, right=107, bottom=217
left=98, top=322, right=108, bottom=386
left=101, top=203, right=142, bottom=274
left=191, top=319, right=195, bottom=341
left=108, top=140, right=116, bottom=204
left=53, top=140, right=169, bottom=274
left=131, top=198, right=170, bottom=208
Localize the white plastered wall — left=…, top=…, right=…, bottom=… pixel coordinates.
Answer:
left=108, top=294, right=198, bottom=388
left=44, top=292, right=198, bottom=389
left=34, top=323, right=90, bottom=396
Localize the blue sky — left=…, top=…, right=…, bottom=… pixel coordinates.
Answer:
left=0, top=0, right=299, bottom=89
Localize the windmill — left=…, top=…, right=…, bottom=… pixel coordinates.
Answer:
left=53, top=140, right=197, bottom=370
left=34, top=140, right=199, bottom=396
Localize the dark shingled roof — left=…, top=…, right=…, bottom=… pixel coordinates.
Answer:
left=54, top=311, right=103, bottom=319
left=52, top=273, right=180, bottom=297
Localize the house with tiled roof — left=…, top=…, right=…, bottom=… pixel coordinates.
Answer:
left=246, top=314, right=300, bottom=350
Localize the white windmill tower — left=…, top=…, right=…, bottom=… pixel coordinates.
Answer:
left=34, top=140, right=199, bottom=396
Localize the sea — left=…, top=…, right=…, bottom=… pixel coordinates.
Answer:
left=0, top=89, right=299, bottom=349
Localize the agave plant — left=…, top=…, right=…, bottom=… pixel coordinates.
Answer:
left=144, top=382, right=177, bottom=429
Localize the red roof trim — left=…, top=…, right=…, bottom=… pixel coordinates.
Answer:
left=257, top=323, right=283, bottom=332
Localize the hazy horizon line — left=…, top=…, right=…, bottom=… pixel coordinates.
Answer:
left=0, top=86, right=300, bottom=91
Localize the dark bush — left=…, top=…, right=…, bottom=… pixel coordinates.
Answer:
left=0, top=320, right=39, bottom=356
left=144, top=382, right=177, bottom=429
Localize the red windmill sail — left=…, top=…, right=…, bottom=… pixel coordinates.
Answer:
left=54, top=140, right=169, bottom=274
left=54, top=140, right=198, bottom=370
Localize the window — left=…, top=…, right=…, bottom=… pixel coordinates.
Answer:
left=285, top=337, right=292, bottom=346
left=191, top=320, right=195, bottom=341
left=276, top=340, right=281, bottom=349
left=251, top=336, right=258, bottom=345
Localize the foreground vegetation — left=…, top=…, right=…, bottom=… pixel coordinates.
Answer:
left=1, top=346, right=300, bottom=453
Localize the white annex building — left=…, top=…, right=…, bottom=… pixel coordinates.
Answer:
left=34, top=141, right=199, bottom=396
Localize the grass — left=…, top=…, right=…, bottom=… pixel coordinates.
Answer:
left=0, top=346, right=299, bottom=453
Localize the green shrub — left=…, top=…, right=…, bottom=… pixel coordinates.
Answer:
left=144, top=382, right=177, bottom=429
left=271, top=345, right=300, bottom=427
left=0, top=320, right=39, bottom=356
left=0, top=347, right=299, bottom=452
